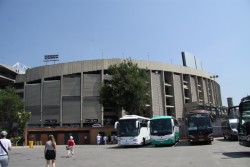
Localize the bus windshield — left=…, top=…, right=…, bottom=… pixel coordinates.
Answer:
left=150, top=119, right=172, bottom=136
left=187, top=114, right=212, bottom=130
left=118, top=119, right=139, bottom=137
left=241, top=101, right=250, bottom=125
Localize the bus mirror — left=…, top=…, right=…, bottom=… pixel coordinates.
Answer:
left=114, top=121, right=119, bottom=130
left=136, top=120, right=140, bottom=129
left=239, top=103, right=243, bottom=113
left=147, top=121, right=150, bottom=128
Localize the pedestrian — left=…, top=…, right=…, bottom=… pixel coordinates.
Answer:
left=96, top=134, right=101, bottom=145
left=103, top=135, right=107, bottom=145
left=67, top=136, right=75, bottom=158
left=0, top=131, right=11, bottom=167
left=111, top=134, right=114, bottom=144
left=84, top=136, right=87, bottom=144
left=108, top=134, right=111, bottom=144
left=44, top=134, right=56, bottom=167
left=111, top=134, right=117, bottom=144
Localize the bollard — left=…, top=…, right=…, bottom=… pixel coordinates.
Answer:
left=29, top=141, right=34, bottom=148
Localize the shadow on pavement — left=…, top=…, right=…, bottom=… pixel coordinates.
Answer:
left=216, top=138, right=238, bottom=143
left=222, top=151, right=250, bottom=159
left=107, top=144, right=156, bottom=149
left=174, top=140, right=190, bottom=147
left=60, top=155, right=70, bottom=158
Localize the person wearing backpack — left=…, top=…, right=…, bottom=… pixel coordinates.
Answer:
left=0, top=131, right=11, bottom=167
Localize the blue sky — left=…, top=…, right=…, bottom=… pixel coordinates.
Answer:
left=0, top=0, right=250, bottom=106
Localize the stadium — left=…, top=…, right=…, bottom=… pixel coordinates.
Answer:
left=13, top=56, right=222, bottom=144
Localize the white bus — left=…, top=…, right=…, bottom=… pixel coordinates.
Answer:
left=114, top=115, right=151, bottom=146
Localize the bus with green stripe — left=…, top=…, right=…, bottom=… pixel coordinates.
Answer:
left=149, top=116, right=180, bottom=146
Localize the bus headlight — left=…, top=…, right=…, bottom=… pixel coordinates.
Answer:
left=169, top=136, right=174, bottom=140
left=133, top=139, right=138, bottom=142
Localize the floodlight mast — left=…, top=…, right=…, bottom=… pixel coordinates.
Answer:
left=44, top=54, right=59, bottom=65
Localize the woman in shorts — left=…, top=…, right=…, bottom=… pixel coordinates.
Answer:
left=44, top=135, right=56, bottom=167
left=67, top=136, right=75, bottom=158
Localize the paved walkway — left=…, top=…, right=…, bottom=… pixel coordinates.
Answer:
left=9, top=144, right=118, bottom=167
left=8, top=138, right=250, bottom=167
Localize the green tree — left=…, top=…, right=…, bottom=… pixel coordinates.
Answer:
left=0, top=87, right=31, bottom=135
left=100, top=59, right=150, bottom=116
left=16, top=111, right=31, bottom=133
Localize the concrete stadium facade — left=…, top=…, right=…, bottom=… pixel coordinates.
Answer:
left=15, top=58, right=221, bottom=127
left=14, top=58, right=222, bottom=144
left=0, top=63, right=17, bottom=88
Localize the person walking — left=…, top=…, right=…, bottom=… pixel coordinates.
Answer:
left=67, top=136, right=75, bottom=158
left=111, top=134, right=115, bottom=144
left=44, top=135, right=56, bottom=167
left=83, top=136, right=87, bottom=144
left=96, top=134, right=101, bottom=145
left=0, top=131, right=11, bottom=167
left=103, top=135, right=107, bottom=145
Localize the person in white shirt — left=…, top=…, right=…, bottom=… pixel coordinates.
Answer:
left=96, top=134, right=101, bottom=145
left=103, top=136, right=108, bottom=145
left=0, top=131, right=11, bottom=167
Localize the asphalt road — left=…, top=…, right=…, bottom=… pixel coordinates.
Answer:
left=9, top=137, right=250, bottom=167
